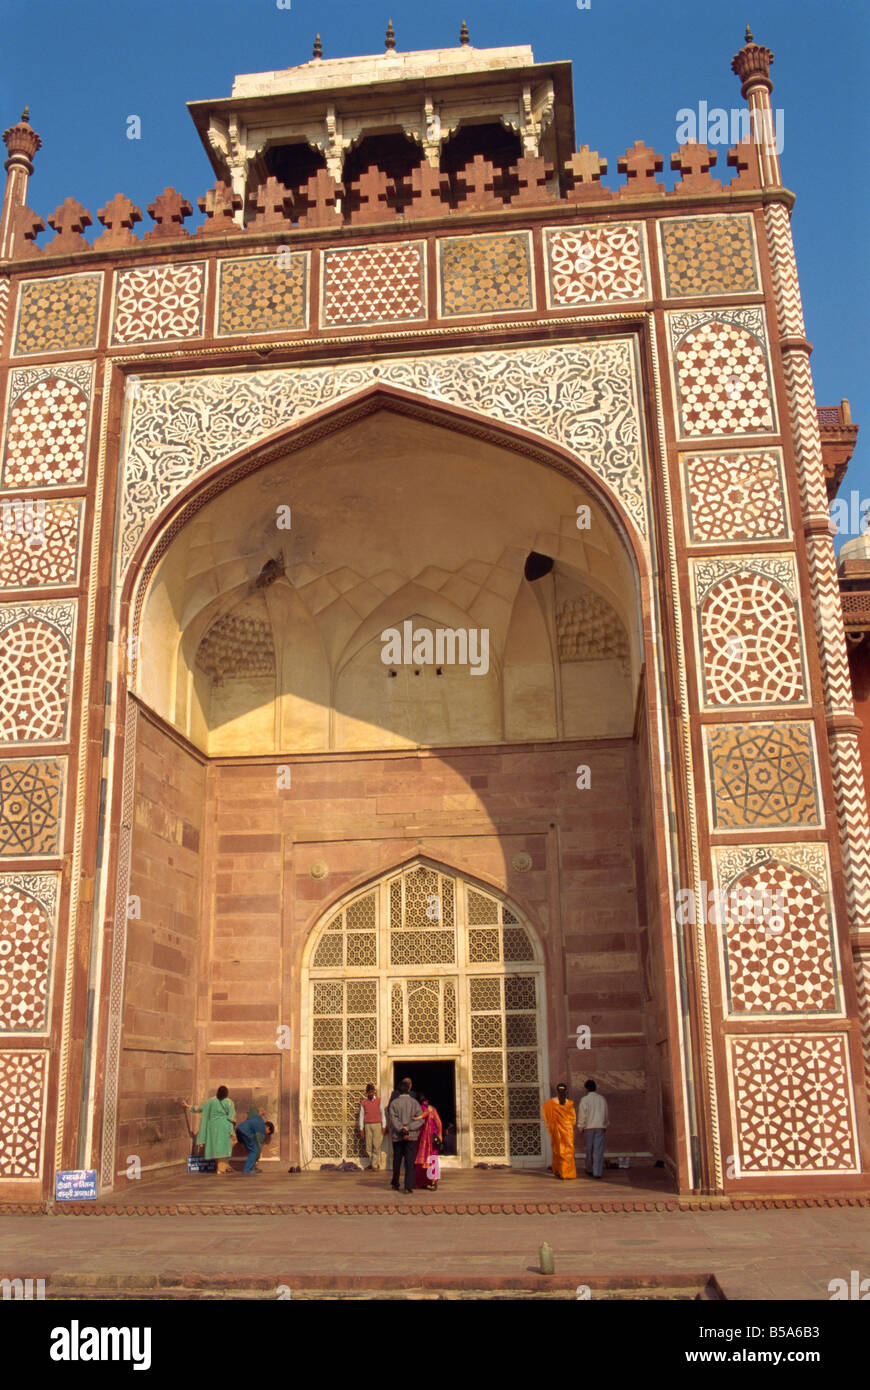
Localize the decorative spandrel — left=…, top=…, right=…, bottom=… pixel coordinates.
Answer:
left=120, top=338, right=650, bottom=583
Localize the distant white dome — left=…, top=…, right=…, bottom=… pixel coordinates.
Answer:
left=839, top=531, right=870, bottom=567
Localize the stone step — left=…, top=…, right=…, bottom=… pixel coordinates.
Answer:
left=41, top=1287, right=714, bottom=1300
left=30, top=1271, right=725, bottom=1301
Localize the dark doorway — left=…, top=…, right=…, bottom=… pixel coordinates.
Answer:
left=393, top=1061, right=457, bottom=1156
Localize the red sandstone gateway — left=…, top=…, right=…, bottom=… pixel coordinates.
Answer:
left=0, top=24, right=867, bottom=1204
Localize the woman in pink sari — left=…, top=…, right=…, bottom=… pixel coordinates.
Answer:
left=414, top=1095, right=443, bottom=1190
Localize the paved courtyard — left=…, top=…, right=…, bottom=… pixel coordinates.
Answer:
left=2, top=1166, right=867, bottom=1301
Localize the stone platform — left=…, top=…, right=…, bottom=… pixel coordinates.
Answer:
left=6, top=1164, right=869, bottom=1218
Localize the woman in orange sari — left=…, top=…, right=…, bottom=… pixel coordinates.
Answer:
left=414, top=1095, right=443, bottom=1190
left=542, top=1083, right=577, bottom=1179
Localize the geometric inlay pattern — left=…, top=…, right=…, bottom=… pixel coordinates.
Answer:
left=321, top=242, right=426, bottom=326
left=683, top=450, right=788, bottom=543
left=0, top=1050, right=46, bottom=1173
left=0, top=601, right=75, bottom=742
left=0, top=759, right=65, bottom=856
left=716, top=854, right=839, bottom=1014
left=0, top=498, right=83, bottom=588
left=0, top=873, right=57, bottom=1032
left=545, top=223, right=648, bottom=306
left=694, top=557, right=805, bottom=706
left=659, top=214, right=759, bottom=298
left=112, top=262, right=206, bottom=345
left=728, top=1034, right=858, bottom=1172
left=13, top=274, right=101, bottom=356
left=216, top=252, right=309, bottom=336
left=0, top=1050, right=47, bottom=1176
left=1, top=363, right=93, bottom=488
left=438, top=232, right=533, bottom=317
left=669, top=308, right=775, bottom=437
left=120, top=338, right=650, bottom=576
left=706, top=722, right=820, bottom=830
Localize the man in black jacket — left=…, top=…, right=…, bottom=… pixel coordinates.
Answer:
left=387, top=1080, right=424, bottom=1193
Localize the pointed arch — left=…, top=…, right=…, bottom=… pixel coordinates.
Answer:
left=300, top=857, right=549, bottom=1168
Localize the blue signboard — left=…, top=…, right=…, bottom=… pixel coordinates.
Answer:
left=55, top=1169, right=98, bottom=1201
left=187, top=1156, right=216, bottom=1173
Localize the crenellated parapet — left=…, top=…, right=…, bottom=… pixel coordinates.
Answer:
left=0, top=140, right=768, bottom=263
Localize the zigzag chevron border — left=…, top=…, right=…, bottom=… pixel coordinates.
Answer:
left=764, top=203, right=806, bottom=339
left=853, top=948, right=870, bottom=1110
left=0, top=276, right=9, bottom=349
left=830, top=733, right=870, bottom=924
left=806, top=534, right=858, bottom=715
left=781, top=351, right=830, bottom=518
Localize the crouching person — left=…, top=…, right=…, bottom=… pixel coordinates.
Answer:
left=236, top=1106, right=270, bottom=1175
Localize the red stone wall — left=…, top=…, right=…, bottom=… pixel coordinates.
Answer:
left=117, top=714, right=206, bottom=1175
left=190, top=735, right=665, bottom=1165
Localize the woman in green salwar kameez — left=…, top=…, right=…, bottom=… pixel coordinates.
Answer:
left=182, top=1086, right=236, bottom=1173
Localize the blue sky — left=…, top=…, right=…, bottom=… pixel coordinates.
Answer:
left=2, top=0, right=868, bottom=540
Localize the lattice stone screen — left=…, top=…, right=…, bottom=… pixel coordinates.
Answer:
left=469, top=972, right=542, bottom=1159
left=305, top=863, right=546, bottom=1165
left=310, top=973, right=378, bottom=1160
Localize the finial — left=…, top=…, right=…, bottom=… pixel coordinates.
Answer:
left=4, top=105, right=42, bottom=163
left=731, top=28, right=773, bottom=90
left=313, top=33, right=322, bottom=59
left=385, top=18, right=395, bottom=51
left=460, top=20, right=470, bottom=45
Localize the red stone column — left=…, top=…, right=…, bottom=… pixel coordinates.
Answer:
left=0, top=108, right=41, bottom=260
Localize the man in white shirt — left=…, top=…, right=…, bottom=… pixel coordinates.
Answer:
left=576, top=1079, right=608, bottom=1179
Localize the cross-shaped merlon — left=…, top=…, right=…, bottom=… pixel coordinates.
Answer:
left=247, top=177, right=293, bottom=230
left=350, top=165, right=393, bottom=223
left=296, top=169, right=342, bottom=228
left=670, top=142, right=720, bottom=191
left=456, top=154, right=500, bottom=212
left=46, top=198, right=93, bottom=252
left=95, top=193, right=142, bottom=248
left=512, top=156, right=554, bottom=207
left=12, top=206, right=45, bottom=258
left=145, top=186, right=192, bottom=239
left=727, top=141, right=761, bottom=189
left=564, top=147, right=611, bottom=201
left=616, top=142, right=665, bottom=195
left=196, top=181, right=243, bottom=233
left=565, top=146, right=608, bottom=184
left=408, top=163, right=448, bottom=218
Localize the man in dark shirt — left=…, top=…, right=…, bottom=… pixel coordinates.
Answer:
left=387, top=1080, right=424, bottom=1193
